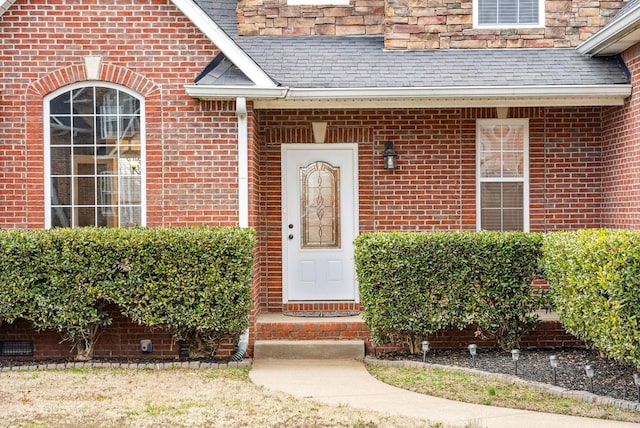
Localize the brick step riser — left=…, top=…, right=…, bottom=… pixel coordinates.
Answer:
left=255, top=321, right=370, bottom=342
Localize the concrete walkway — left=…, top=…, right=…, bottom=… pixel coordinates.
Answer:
left=249, top=358, right=639, bottom=428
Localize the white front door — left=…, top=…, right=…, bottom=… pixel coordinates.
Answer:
left=282, top=144, right=358, bottom=302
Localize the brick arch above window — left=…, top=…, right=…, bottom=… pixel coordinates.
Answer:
left=27, top=63, right=160, bottom=99
left=23, top=62, right=161, bottom=229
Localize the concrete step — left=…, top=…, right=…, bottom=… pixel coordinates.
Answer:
left=253, top=339, right=365, bottom=360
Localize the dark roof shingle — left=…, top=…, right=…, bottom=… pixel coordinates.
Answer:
left=195, top=0, right=630, bottom=88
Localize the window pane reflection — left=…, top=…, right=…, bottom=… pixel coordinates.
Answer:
left=48, top=86, right=142, bottom=228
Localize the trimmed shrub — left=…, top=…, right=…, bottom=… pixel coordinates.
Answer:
left=0, top=226, right=255, bottom=360
left=355, top=231, right=544, bottom=352
left=109, top=226, right=255, bottom=358
left=0, top=230, right=40, bottom=326
left=0, top=228, right=119, bottom=360
left=542, top=229, right=640, bottom=369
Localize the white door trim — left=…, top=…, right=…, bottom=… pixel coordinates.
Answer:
left=281, top=143, right=359, bottom=303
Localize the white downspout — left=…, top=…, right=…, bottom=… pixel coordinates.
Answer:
left=233, top=97, right=250, bottom=362
left=235, top=97, right=248, bottom=228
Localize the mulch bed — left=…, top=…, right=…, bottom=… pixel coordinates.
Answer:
left=374, top=347, right=640, bottom=403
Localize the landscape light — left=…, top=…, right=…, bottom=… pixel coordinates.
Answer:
left=421, top=340, right=430, bottom=363
left=549, top=355, right=558, bottom=385
left=511, top=349, right=520, bottom=375
left=468, top=344, right=477, bottom=367
left=585, top=364, right=595, bottom=393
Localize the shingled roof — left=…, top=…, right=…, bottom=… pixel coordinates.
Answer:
left=194, top=0, right=629, bottom=90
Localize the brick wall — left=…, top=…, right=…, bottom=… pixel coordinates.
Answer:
left=236, top=0, right=624, bottom=50
left=254, top=106, right=605, bottom=313
left=601, top=44, right=640, bottom=229
left=0, top=307, right=238, bottom=361
left=0, top=0, right=238, bottom=229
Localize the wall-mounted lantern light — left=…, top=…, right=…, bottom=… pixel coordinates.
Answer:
left=383, top=141, right=398, bottom=170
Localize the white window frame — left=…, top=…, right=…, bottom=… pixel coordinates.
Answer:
left=476, top=118, right=529, bottom=232
left=44, top=82, right=146, bottom=228
left=473, top=0, right=545, bottom=28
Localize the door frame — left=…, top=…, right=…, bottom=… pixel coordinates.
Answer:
left=281, top=143, right=359, bottom=303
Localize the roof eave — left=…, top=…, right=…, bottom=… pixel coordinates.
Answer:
left=170, top=0, right=276, bottom=87
left=186, top=84, right=632, bottom=108
left=0, top=0, right=16, bottom=16
left=578, top=7, right=640, bottom=56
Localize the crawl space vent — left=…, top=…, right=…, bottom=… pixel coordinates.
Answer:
left=0, top=340, right=34, bottom=357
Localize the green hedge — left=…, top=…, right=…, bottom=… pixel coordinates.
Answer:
left=0, top=226, right=255, bottom=360
left=109, top=227, right=255, bottom=358
left=542, top=229, right=640, bottom=369
left=355, top=231, right=544, bottom=352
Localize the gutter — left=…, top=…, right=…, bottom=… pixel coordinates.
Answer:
left=186, top=84, right=631, bottom=108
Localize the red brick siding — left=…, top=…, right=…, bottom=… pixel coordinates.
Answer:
left=253, top=317, right=582, bottom=355
left=0, top=308, right=238, bottom=361
left=0, top=0, right=238, bottom=229
left=601, top=44, right=640, bottom=229
left=254, top=107, right=605, bottom=312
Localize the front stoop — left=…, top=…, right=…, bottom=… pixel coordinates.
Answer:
left=253, top=313, right=368, bottom=359
left=254, top=339, right=365, bottom=359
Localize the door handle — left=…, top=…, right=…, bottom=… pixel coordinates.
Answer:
left=288, top=234, right=294, bottom=240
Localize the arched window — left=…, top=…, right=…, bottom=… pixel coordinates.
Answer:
left=45, top=84, right=145, bottom=228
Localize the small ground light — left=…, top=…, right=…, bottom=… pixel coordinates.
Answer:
left=511, top=349, right=520, bottom=375
left=421, top=340, right=430, bottom=363
left=633, top=373, right=640, bottom=403
left=549, top=355, right=559, bottom=385
left=468, top=344, right=477, bottom=367
left=585, top=364, right=595, bottom=393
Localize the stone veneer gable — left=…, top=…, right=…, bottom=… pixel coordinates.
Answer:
left=236, top=0, right=625, bottom=49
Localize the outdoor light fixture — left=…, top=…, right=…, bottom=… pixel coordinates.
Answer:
left=549, top=355, right=559, bottom=385
left=468, top=344, right=477, bottom=367
left=383, top=141, right=398, bottom=170
left=511, top=349, right=520, bottom=375
left=585, top=364, right=595, bottom=393
left=421, top=340, right=430, bottom=363
left=633, top=373, right=640, bottom=403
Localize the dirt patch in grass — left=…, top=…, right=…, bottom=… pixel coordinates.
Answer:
left=0, top=367, right=442, bottom=428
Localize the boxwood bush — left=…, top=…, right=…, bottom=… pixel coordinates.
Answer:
left=0, top=226, right=255, bottom=360
left=109, top=226, right=255, bottom=358
left=355, top=231, right=544, bottom=352
left=542, top=229, right=640, bottom=369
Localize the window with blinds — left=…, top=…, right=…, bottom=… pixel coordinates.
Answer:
left=475, top=0, right=543, bottom=27
left=476, top=119, right=529, bottom=232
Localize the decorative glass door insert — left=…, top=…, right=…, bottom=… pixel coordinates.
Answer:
left=300, top=161, right=341, bottom=249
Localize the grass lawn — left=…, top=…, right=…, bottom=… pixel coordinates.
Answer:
left=0, top=367, right=442, bottom=428
left=367, top=365, right=640, bottom=424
